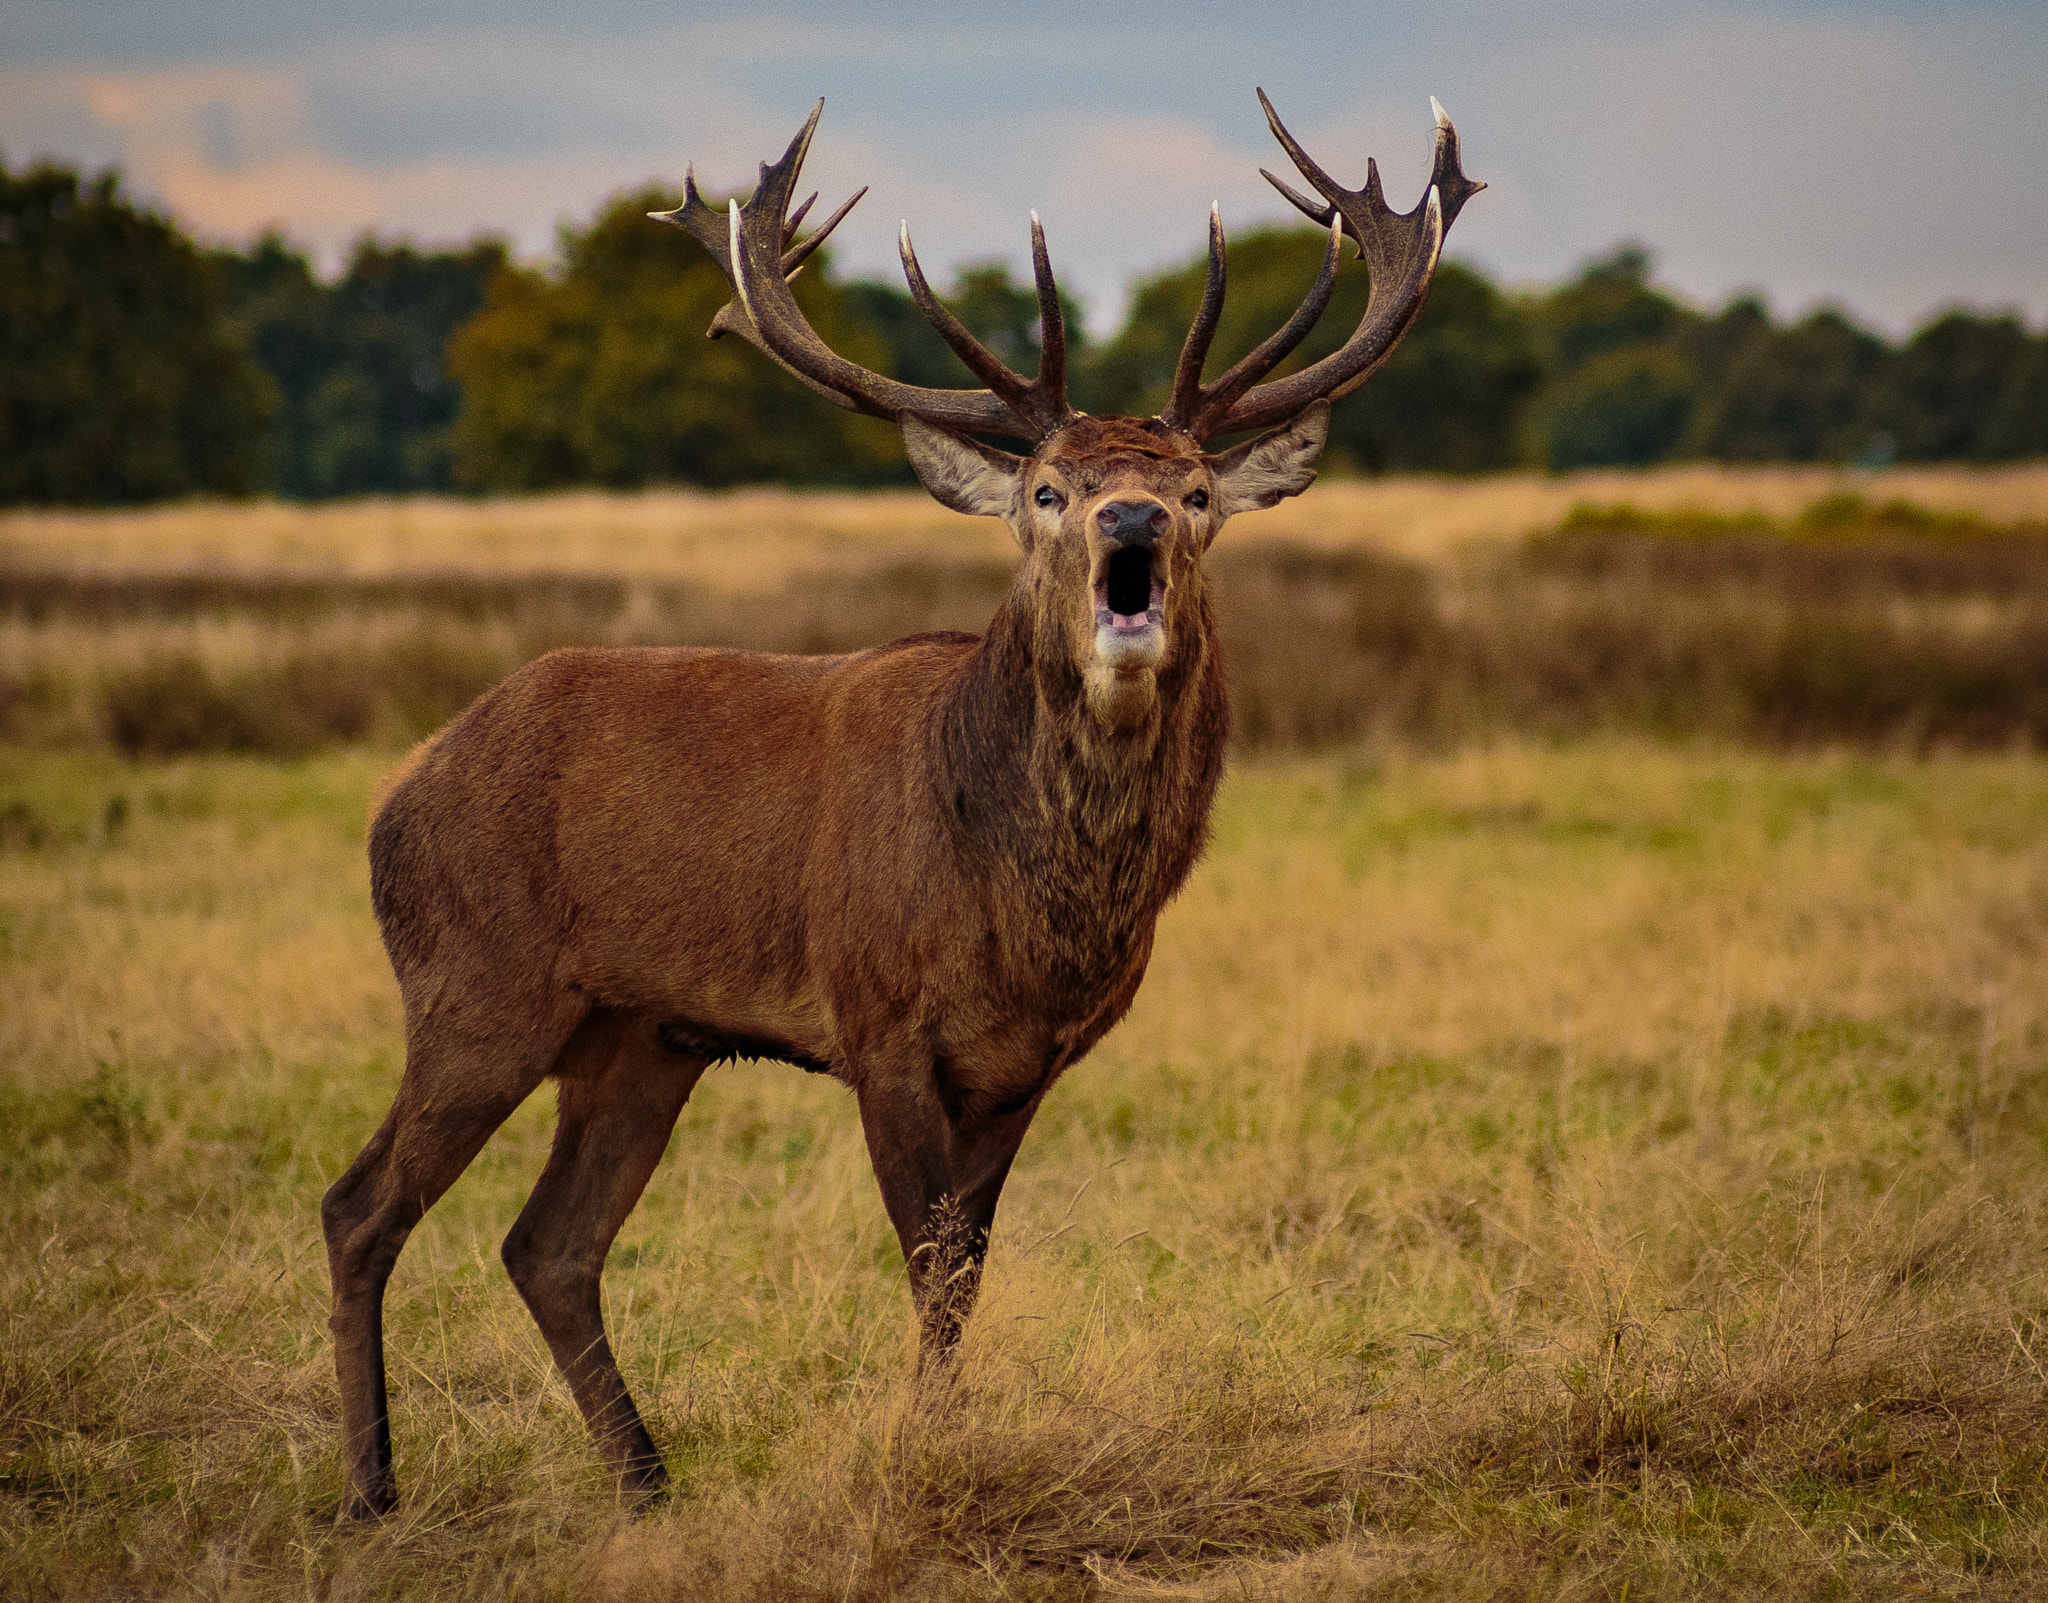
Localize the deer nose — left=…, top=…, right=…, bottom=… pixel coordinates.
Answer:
left=1095, top=500, right=1170, bottom=546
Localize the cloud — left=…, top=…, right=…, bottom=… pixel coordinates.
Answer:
left=1445, top=7, right=2048, bottom=324
left=2, top=4, right=2043, bottom=333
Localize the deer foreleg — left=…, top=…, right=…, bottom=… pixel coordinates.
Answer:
left=857, top=1070, right=1037, bottom=1364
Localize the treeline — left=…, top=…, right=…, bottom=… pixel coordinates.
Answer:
left=5, top=158, right=2047, bottom=507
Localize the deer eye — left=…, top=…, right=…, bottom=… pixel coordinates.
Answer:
left=1035, top=485, right=1060, bottom=508
left=1187, top=488, right=1209, bottom=510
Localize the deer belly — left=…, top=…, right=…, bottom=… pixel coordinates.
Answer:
left=653, top=1017, right=838, bottom=1077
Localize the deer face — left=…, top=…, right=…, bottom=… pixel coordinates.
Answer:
left=903, top=404, right=1330, bottom=731
left=1028, top=420, right=1208, bottom=703
left=674, top=95, right=1478, bottom=718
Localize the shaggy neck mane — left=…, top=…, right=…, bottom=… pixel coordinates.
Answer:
left=936, top=572, right=1229, bottom=979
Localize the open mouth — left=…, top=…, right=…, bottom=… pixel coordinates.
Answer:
left=1094, top=545, right=1165, bottom=634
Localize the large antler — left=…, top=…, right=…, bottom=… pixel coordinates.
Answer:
left=1157, top=92, right=1484, bottom=441
left=649, top=102, right=1075, bottom=440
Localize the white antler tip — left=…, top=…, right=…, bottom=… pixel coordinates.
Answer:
left=1431, top=96, right=1451, bottom=128
left=1030, top=208, right=1040, bottom=226
left=727, top=201, right=757, bottom=320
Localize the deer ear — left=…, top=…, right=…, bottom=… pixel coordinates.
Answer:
left=902, top=418, right=1026, bottom=524
left=1208, top=400, right=1330, bottom=528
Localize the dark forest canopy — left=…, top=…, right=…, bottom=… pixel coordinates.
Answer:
left=218, top=232, right=505, bottom=499
left=5, top=157, right=2046, bottom=506
left=1, top=162, right=273, bottom=505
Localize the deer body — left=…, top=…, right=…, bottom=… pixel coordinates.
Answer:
left=372, top=585, right=1226, bottom=1122
left=323, top=94, right=1480, bottom=1520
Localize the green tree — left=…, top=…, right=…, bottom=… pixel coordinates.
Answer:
left=1681, top=295, right=1771, bottom=397
left=1876, top=311, right=2039, bottom=462
left=1540, top=243, right=1692, bottom=370
left=449, top=187, right=902, bottom=490
left=1690, top=308, right=1889, bottom=463
left=1518, top=245, right=1702, bottom=468
left=1524, top=346, right=1700, bottom=470
left=1982, top=333, right=2048, bottom=459
left=217, top=232, right=504, bottom=497
left=0, top=159, right=272, bottom=505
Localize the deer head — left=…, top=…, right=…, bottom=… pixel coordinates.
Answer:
left=651, top=94, right=1481, bottom=730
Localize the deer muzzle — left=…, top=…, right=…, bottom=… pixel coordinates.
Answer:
left=1093, top=541, right=1166, bottom=669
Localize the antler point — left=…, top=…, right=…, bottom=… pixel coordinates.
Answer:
left=1431, top=95, right=1450, bottom=128
left=727, top=200, right=759, bottom=328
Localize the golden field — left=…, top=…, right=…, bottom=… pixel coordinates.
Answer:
left=4, top=740, right=2045, bottom=1599
left=3, top=474, right=2048, bottom=1599
left=8, top=463, right=2048, bottom=585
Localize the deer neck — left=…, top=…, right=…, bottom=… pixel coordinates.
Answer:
left=940, top=584, right=1228, bottom=947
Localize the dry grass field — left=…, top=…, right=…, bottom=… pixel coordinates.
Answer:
left=8, top=467, right=2048, bottom=762
left=4, top=473, right=2048, bottom=1599
left=8, top=463, right=2048, bottom=584
left=4, top=741, right=2046, bottom=1600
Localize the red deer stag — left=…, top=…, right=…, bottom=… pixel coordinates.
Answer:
left=322, top=91, right=1481, bottom=1519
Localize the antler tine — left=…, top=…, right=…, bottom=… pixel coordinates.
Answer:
left=761, top=99, right=824, bottom=219
left=648, top=165, right=733, bottom=270
left=1198, top=91, right=1477, bottom=438
left=1428, top=96, right=1486, bottom=228
left=655, top=167, right=851, bottom=377
left=1184, top=212, right=1342, bottom=437
left=675, top=101, right=1045, bottom=437
left=1259, top=90, right=1356, bottom=227
left=1260, top=167, right=1335, bottom=232
left=896, top=215, right=1075, bottom=435
left=898, top=222, right=1036, bottom=409
left=784, top=191, right=817, bottom=245
left=1161, top=205, right=1228, bottom=432
left=1028, top=210, right=1068, bottom=417
left=781, top=185, right=866, bottom=276
left=724, top=199, right=886, bottom=411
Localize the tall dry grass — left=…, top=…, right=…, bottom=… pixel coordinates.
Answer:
left=3, top=741, right=2044, bottom=1599
left=11, top=518, right=2048, bottom=756
left=7, top=463, right=2048, bottom=583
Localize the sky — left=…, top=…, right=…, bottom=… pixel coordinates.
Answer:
left=2, top=0, right=2044, bottom=338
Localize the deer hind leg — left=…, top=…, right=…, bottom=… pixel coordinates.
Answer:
left=501, top=1021, right=700, bottom=1503
left=321, top=1000, right=573, bottom=1521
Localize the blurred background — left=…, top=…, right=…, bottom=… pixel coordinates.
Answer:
left=3, top=0, right=2046, bottom=504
